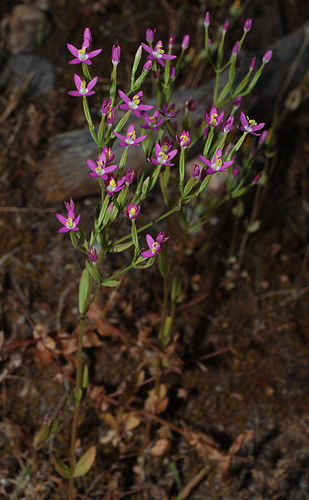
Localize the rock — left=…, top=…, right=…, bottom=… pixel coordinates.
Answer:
left=36, top=22, right=309, bottom=203
left=1, top=4, right=50, bottom=54
left=0, top=53, right=56, bottom=95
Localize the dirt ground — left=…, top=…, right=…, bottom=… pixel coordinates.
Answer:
left=0, top=1, right=309, bottom=499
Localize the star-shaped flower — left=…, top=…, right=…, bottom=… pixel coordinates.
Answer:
left=200, top=148, right=234, bottom=174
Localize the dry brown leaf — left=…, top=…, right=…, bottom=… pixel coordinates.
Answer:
left=144, top=384, right=169, bottom=414
left=122, top=412, right=141, bottom=431
left=58, top=332, right=77, bottom=355
left=150, top=439, right=171, bottom=456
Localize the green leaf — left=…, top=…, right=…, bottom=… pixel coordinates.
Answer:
left=71, top=388, right=83, bottom=405
left=246, top=219, right=261, bottom=233
left=73, top=446, right=96, bottom=478
left=109, top=241, right=133, bottom=253
left=101, top=279, right=120, bottom=287
left=78, top=268, right=91, bottom=314
left=131, top=221, right=139, bottom=249
left=55, top=460, right=71, bottom=479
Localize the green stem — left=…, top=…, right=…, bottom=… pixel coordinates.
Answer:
left=68, top=315, right=86, bottom=500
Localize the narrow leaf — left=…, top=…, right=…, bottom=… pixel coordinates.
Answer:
left=55, top=460, right=71, bottom=479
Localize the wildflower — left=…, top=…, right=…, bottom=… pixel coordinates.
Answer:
left=156, top=232, right=169, bottom=243
left=56, top=198, right=80, bottom=233
left=87, top=151, right=118, bottom=179
left=161, top=102, right=179, bottom=119
left=118, top=90, right=154, bottom=117
left=124, top=169, right=135, bottom=184
left=141, top=40, right=176, bottom=67
left=101, top=98, right=113, bottom=115
left=106, top=109, right=116, bottom=125
left=112, top=45, right=121, bottom=65
left=204, top=106, right=224, bottom=127
left=141, top=232, right=169, bottom=258
left=263, top=50, right=273, bottom=63
left=102, top=146, right=115, bottom=163
left=113, top=124, right=147, bottom=147
left=238, top=112, right=265, bottom=136
left=159, top=136, right=174, bottom=153
left=104, top=175, right=125, bottom=196
left=88, top=246, right=98, bottom=263
left=200, top=148, right=234, bottom=174
left=146, top=28, right=156, bottom=43
left=181, top=35, right=190, bottom=50
left=176, top=130, right=191, bottom=148
left=184, top=98, right=198, bottom=112
left=222, top=115, right=234, bottom=134
left=149, top=143, right=178, bottom=166
left=67, top=28, right=102, bottom=65
left=124, top=203, right=140, bottom=220
left=243, top=18, right=252, bottom=32
left=68, top=74, right=98, bottom=97
left=141, top=110, right=165, bottom=130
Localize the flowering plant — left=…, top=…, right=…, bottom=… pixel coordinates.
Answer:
left=54, top=14, right=272, bottom=496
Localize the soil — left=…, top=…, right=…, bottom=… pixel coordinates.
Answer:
left=0, top=1, right=309, bottom=499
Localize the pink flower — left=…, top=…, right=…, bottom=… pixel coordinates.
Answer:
left=161, top=102, right=179, bottom=119
left=184, top=98, right=198, bottom=112
left=238, top=112, right=265, bottom=136
left=140, top=232, right=169, bottom=258
left=176, top=130, right=191, bottom=148
left=159, top=136, right=174, bottom=153
left=124, top=169, right=135, bottom=184
left=56, top=198, right=80, bottom=233
left=118, top=90, right=154, bottom=117
left=102, top=146, right=115, bottom=163
left=204, top=11, right=210, bottom=27
left=67, top=28, right=102, bottom=65
left=141, top=110, right=165, bottom=130
left=200, top=148, right=234, bottom=174
left=104, top=175, right=125, bottom=196
left=68, top=74, right=98, bottom=97
left=141, top=40, right=176, bottom=67
left=124, top=203, right=140, bottom=220
left=87, top=151, right=118, bottom=180
left=149, top=143, right=178, bottom=166
left=222, top=115, right=234, bottom=134
left=113, top=124, right=147, bottom=147
left=204, top=106, right=224, bottom=127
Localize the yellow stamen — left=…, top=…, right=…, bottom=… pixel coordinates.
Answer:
left=247, top=115, right=257, bottom=126
left=210, top=113, right=218, bottom=125
left=66, top=217, right=74, bottom=228
left=129, top=207, right=136, bottom=216
left=158, top=152, right=168, bottom=160
left=128, top=130, right=136, bottom=140
left=151, top=242, right=159, bottom=253
left=109, top=179, right=116, bottom=188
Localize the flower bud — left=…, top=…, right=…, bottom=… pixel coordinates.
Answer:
left=263, top=50, right=273, bottom=63
left=232, top=166, right=240, bottom=177
left=112, top=45, right=120, bottom=65
left=223, top=19, right=229, bottom=33
left=250, top=56, right=256, bottom=71
left=192, top=164, right=200, bottom=178
left=233, top=97, right=242, bottom=109
left=243, top=18, right=252, bottom=32
left=181, top=34, right=190, bottom=50
left=143, top=59, right=153, bottom=71
left=168, top=34, right=176, bottom=49
left=125, top=169, right=135, bottom=184
left=204, top=11, right=210, bottom=27
left=259, top=130, right=268, bottom=144
left=169, top=66, right=176, bottom=79
left=232, top=41, right=239, bottom=57
left=146, top=28, right=156, bottom=43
